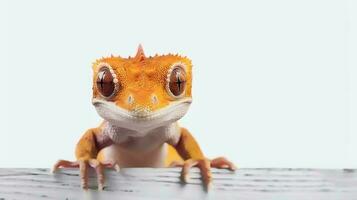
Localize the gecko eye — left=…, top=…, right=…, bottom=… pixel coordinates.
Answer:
left=96, top=66, right=118, bottom=98
left=167, top=66, right=186, bottom=98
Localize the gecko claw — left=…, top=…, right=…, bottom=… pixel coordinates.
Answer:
left=98, top=183, right=104, bottom=191
left=52, top=159, right=79, bottom=173
left=179, top=159, right=211, bottom=188
left=211, top=157, right=237, bottom=171
left=175, top=157, right=235, bottom=189
left=114, top=164, right=121, bottom=172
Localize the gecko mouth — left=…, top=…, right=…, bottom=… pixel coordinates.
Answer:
left=92, top=98, right=192, bottom=131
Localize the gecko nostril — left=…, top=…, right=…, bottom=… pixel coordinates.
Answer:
left=151, top=95, right=158, bottom=105
left=127, top=95, right=134, bottom=105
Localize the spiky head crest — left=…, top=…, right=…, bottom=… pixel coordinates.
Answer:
left=134, top=44, right=146, bottom=62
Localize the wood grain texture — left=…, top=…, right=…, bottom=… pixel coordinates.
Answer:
left=0, top=168, right=356, bottom=200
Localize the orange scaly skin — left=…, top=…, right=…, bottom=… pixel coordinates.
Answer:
left=52, top=45, right=236, bottom=190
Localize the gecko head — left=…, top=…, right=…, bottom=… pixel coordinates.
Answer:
left=91, top=45, right=193, bottom=131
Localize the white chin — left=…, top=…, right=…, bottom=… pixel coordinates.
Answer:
left=92, top=98, right=192, bottom=132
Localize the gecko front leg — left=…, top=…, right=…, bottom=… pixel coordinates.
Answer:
left=170, top=128, right=237, bottom=188
left=52, top=128, right=117, bottom=190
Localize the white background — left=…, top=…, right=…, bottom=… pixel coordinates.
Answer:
left=1, top=0, right=357, bottom=168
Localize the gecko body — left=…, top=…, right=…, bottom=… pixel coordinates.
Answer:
left=53, top=45, right=236, bottom=190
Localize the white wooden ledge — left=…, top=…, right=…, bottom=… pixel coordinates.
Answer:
left=0, top=168, right=356, bottom=200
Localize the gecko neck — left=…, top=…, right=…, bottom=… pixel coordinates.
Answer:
left=102, top=120, right=177, bottom=143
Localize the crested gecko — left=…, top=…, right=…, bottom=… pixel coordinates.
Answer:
left=52, top=45, right=236, bottom=190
